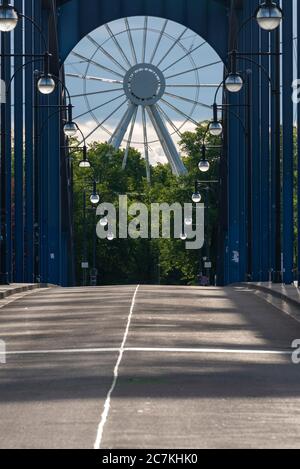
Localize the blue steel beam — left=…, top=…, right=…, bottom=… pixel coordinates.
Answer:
left=260, top=29, right=270, bottom=281
left=238, top=3, right=249, bottom=283
left=298, top=0, right=300, bottom=286
left=2, top=32, right=12, bottom=282
left=250, top=2, right=262, bottom=282
left=24, top=0, right=35, bottom=283
left=282, top=0, right=294, bottom=284
left=270, top=29, right=281, bottom=282
left=57, top=0, right=230, bottom=63
left=14, top=0, right=24, bottom=282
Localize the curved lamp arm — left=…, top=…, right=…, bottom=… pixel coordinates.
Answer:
left=6, top=57, right=44, bottom=94
left=16, top=11, right=48, bottom=52
left=218, top=105, right=247, bottom=135
left=237, top=54, right=275, bottom=92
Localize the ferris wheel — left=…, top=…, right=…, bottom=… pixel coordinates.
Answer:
left=64, top=16, right=223, bottom=180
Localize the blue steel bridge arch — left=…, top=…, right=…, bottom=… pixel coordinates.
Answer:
left=0, top=0, right=296, bottom=287
left=56, top=0, right=230, bottom=63
left=57, top=0, right=232, bottom=287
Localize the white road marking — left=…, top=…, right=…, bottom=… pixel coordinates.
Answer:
left=125, top=347, right=292, bottom=355
left=93, top=284, right=140, bottom=450
left=1, top=348, right=120, bottom=355
left=0, top=346, right=292, bottom=357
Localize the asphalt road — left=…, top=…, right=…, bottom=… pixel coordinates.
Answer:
left=0, top=284, right=300, bottom=449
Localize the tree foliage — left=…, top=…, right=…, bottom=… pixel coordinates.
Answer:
left=72, top=124, right=220, bottom=286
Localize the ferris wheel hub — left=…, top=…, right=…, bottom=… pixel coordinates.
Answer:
left=123, top=63, right=166, bottom=106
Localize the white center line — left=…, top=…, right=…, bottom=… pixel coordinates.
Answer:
left=1, top=346, right=292, bottom=356
left=93, top=284, right=140, bottom=450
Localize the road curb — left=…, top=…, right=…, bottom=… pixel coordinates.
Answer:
left=0, top=284, right=53, bottom=300
left=237, top=282, right=300, bottom=310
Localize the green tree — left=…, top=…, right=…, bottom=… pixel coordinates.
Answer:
left=72, top=124, right=220, bottom=286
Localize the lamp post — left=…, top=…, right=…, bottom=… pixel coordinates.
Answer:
left=193, top=180, right=219, bottom=285
left=82, top=189, right=88, bottom=286
left=197, top=125, right=212, bottom=173
left=81, top=179, right=100, bottom=286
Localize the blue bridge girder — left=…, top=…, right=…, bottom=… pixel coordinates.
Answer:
left=0, top=0, right=297, bottom=286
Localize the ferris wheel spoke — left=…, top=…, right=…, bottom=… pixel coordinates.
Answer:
left=149, top=19, right=168, bottom=64
left=146, top=105, right=187, bottom=176
left=156, top=28, right=188, bottom=68
left=122, top=106, right=138, bottom=170
left=166, top=60, right=223, bottom=80
left=79, top=99, right=128, bottom=144
left=125, top=18, right=138, bottom=65
left=87, top=34, right=128, bottom=73
left=166, top=84, right=221, bottom=88
left=164, top=92, right=212, bottom=110
left=142, top=107, right=151, bottom=182
left=109, top=103, right=138, bottom=149
left=161, top=41, right=206, bottom=73
left=71, top=51, right=124, bottom=79
left=66, top=72, right=123, bottom=84
left=70, top=88, right=124, bottom=99
left=105, top=23, right=132, bottom=69
left=142, top=16, right=148, bottom=63
left=156, top=104, right=182, bottom=137
left=73, top=93, right=125, bottom=120
left=160, top=98, right=199, bottom=126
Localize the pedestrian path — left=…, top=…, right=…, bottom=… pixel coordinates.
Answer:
left=0, top=283, right=51, bottom=300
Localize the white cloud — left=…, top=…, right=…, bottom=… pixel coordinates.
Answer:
left=77, top=118, right=196, bottom=165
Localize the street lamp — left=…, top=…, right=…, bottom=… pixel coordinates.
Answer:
left=225, top=73, right=244, bottom=93
left=90, top=180, right=100, bottom=205
left=37, top=75, right=56, bottom=95
left=107, top=232, right=114, bottom=241
left=63, top=104, right=78, bottom=137
left=192, top=180, right=203, bottom=203
left=72, top=126, right=91, bottom=169
left=198, top=145, right=210, bottom=173
left=100, top=216, right=108, bottom=227
left=209, top=103, right=223, bottom=136
left=184, top=216, right=193, bottom=226
left=180, top=232, right=187, bottom=241
left=78, top=146, right=91, bottom=168
left=225, top=51, right=244, bottom=93
left=192, top=192, right=202, bottom=203
left=256, top=0, right=283, bottom=31
left=36, top=52, right=56, bottom=95
left=0, top=1, right=18, bottom=32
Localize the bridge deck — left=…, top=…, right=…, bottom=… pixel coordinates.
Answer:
left=0, top=285, right=300, bottom=449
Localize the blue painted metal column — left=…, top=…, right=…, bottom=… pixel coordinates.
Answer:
left=35, top=0, right=45, bottom=283
left=260, top=29, right=271, bottom=281
left=298, top=0, right=300, bottom=285
left=224, top=2, right=241, bottom=285
left=270, top=28, right=281, bottom=282
left=282, top=0, right=294, bottom=284
left=24, top=0, right=35, bottom=283
left=238, top=11, right=247, bottom=282
left=14, top=0, right=24, bottom=282
left=0, top=31, right=12, bottom=283
left=250, top=1, right=262, bottom=282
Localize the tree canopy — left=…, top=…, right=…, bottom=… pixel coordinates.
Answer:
left=72, top=123, right=220, bottom=286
